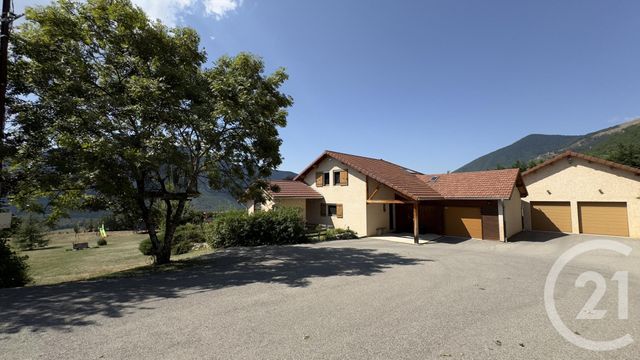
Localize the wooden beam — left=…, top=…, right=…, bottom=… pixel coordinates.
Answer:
left=367, top=199, right=410, bottom=204
left=367, top=184, right=381, bottom=200
left=413, top=202, right=419, bottom=244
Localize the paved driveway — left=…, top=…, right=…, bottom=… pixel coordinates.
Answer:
left=1, top=232, right=639, bottom=359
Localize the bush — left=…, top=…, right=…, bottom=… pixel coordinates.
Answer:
left=138, top=224, right=206, bottom=256
left=139, top=237, right=154, bottom=256
left=171, top=223, right=206, bottom=255
left=325, top=228, right=358, bottom=240
left=0, top=235, right=31, bottom=288
left=206, top=208, right=306, bottom=248
left=97, top=238, right=108, bottom=246
left=13, top=216, right=49, bottom=251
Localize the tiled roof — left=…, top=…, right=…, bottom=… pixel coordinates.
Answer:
left=295, top=150, right=442, bottom=200
left=268, top=180, right=323, bottom=199
left=522, top=151, right=640, bottom=177
left=295, top=150, right=528, bottom=201
left=416, top=168, right=528, bottom=199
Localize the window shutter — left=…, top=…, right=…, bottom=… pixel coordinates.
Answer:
left=316, top=172, right=323, bottom=187
left=340, top=170, right=349, bottom=186
left=320, top=203, right=326, bottom=216
left=336, top=204, right=344, bottom=218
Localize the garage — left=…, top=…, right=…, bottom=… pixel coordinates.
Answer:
left=578, top=202, right=629, bottom=237
left=531, top=201, right=572, bottom=233
left=444, top=206, right=483, bottom=239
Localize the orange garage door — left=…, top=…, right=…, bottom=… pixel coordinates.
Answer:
left=531, top=202, right=572, bottom=233
left=444, top=207, right=483, bottom=239
left=578, top=202, right=629, bottom=237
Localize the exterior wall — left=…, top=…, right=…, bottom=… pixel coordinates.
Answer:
left=246, top=199, right=275, bottom=214
left=303, top=157, right=368, bottom=236
left=523, top=157, right=640, bottom=238
left=503, top=187, right=523, bottom=239
left=247, top=198, right=306, bottom=220
left=365, top=178, right=395, bottom=236
left=274, top=198, right=307, bottom=219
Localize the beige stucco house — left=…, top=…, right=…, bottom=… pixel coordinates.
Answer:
left=522, top=151, right=640, bottom=238
left=249, top=150, right=528, bottom=242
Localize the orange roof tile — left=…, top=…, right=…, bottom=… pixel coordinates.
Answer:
left=295, top=150, right=442, bottom=200
left=268, top=180, right=323, bottom=199
left=415, top=168, right=527, bottom=199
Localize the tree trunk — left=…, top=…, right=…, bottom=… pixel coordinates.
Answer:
left=153, top=198, right=187, bottom=265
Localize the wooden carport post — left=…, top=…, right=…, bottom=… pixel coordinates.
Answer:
left=413, top=202, right=419, bottom=244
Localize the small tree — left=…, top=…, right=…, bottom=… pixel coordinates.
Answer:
left=14, top=216, right=48, bottom=251
left=0, top=220, right=31, bottom=288
left=73, top=222, right=80, bottom=239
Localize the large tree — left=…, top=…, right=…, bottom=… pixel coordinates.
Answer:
left=8, top=0, right=292, bottom=264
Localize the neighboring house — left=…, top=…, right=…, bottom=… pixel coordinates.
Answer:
left=246, top=180, right=323, bottom=220
left=522, top=151, right=640, bottom=238
left=248, top=150, right=528, bottom=242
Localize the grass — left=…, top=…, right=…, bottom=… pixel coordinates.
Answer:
left=15, top=230, right=214, bottom=286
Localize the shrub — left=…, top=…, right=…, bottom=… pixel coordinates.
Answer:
left=207, top=208, right=306, bottom=248
left=97, top=238, right=108, bottom=246
left=171, top=224, right=206, bottom=255
left=139, top=237, right=154, bottom=256
left=325, top=228, right=358, bottom=240
left=13, top=216, right=49, bottom=251
left=139, top=224, right=206, bottom=256
left=0, top=236, right=31, bottom=288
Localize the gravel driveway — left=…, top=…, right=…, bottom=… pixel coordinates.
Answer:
left=1, top=232, right=639, bottom=359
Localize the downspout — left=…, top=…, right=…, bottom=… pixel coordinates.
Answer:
left=501, top=199, right=507, bottom=243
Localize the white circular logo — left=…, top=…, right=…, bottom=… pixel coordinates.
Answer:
left=544, top=240, right=633, bottom=351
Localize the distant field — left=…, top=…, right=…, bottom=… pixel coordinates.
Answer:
left=17, top=231, right=213, bottom=286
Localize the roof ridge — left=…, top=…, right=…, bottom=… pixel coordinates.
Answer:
left=522, top=151, right=640, bottom=177
left=327, top=150, right=424, bottom=174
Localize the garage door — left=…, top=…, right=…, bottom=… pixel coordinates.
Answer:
left=444, top=207, right=483, bottom=239
left=578, top=202, right=629, bottom=237
left=531, top=202, right=572, bottom=233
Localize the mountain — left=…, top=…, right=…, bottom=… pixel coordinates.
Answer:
left=190, top=169, right=297, bottom=211
left=456, top=118, right=640, bottom=172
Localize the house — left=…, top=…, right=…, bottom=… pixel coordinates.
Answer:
left=249, top=150, right=528, bottom=242
left=522, top=151, right=640, bottom=238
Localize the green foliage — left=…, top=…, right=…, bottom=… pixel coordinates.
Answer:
left=138, top=224, right=204, bottom=256
left=171, top=223, right=206, bottom=255
left=0, top=221, right=31, bottom=288
left=97, top=238, right=108, bottom=246
left=139, top=237, right=154, bottom=256
left=324, top=228, right=358, bottom=240
left=9, top=0, right=292, bottom=264
left=605, top=143, right=640, bottom=168
left=13, top=216, right=49, bottom=251
left=496, top=158, right=543, bottom=172
left=207, top=208, right=306, bottom=248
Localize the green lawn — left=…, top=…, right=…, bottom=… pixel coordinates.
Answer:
left=17, top=230, right=213, bottom=286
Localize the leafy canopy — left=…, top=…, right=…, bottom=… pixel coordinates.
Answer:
left=9, top=0, right=292, bottom=263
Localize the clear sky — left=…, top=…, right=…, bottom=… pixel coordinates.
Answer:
left=18, top=0, right=640, bottom=174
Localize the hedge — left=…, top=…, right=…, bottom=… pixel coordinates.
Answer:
left=206, top=208, right=306, bottom=248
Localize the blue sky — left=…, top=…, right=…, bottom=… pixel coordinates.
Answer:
left=19, top=0, right=640, bottom=173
